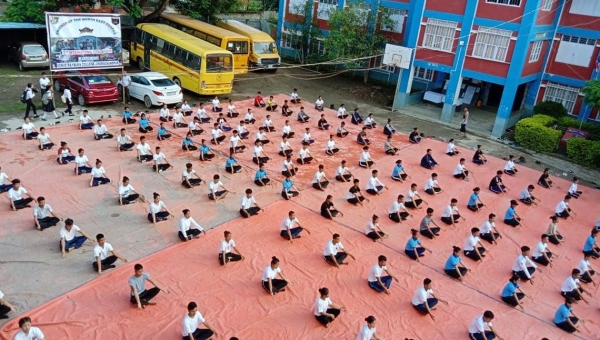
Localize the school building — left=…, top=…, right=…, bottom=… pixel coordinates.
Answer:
left=276, top=0, right=600, bottom=137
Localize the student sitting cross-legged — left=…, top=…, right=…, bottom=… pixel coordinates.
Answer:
left=420, top=149, right=438, bottom=169
left=152, top=146, right=172, bottom=173
left=383, top=118, right=396, bottom=136
left=467, top=187, right=485, bottom=212
left=79, top=110, right=94, bottom=130
left=367, top=255, right=399, bottom=294
left=240, top=188, right=262, bottom=218
left=8, top=179, right=35, bottom=211
left=479, top=213, right=502, bottom=245
left=93, top=233, right=127, bottom=275
left=464, top=228, right=486, bottom=262
left=384, top=135, right=398, bottom=155
left=365, top=215, right=387, bottom=242
left=405, top=229, right=432, bottom=261
left=357, top=127, right=371, bottom=145
left=444, top=246, right=470, bottom=281
left=280, top=211, right=311, bottom=242
left=323, top=233, right=355, bottom=267
left=0, top=167, right=13, bottom=193
left=391, top=159, right=409, bottom=182
left=182, top=132, right=198, bottom=151
left=129, top=263, right=170, bottom=309
left=90, top=159, right=111, bottom=187
left=181, top=163, right=203, bottom=189
left=419, top=207, right=441, bottom=239
left=501, top=275, right=529, bottom=311
left=336, top=121, right=349, bottom=137
left=208, top=174, right=233, bottom=202
left=262, top=256, right=291, bottom=295
left=116, top=129, right=135, bottom=151
left=93, top=119, right=113, bottom=139
left=388, top=195, right=412, bottom=223
left=138, top=113, right=153, bottom=133
left=321, top=195, right=343, bottom=219
left=178, top=209, right=205, bottom=242
left=59, top=218, right=94, bottom=256
left=254, top=163, right=271, bottom=187
left=38, top=127, right=54, bottom=150
left=312, top=165, right=330, bottom=191
left=220, top=230, right=244, bottom=266
left=225, top=152, right=243, bottom=174
left=314, top=287, right=347, bottom=328
left=409, top=127, right=422, bottom=144
left=147, top=192, right=172, bottom=225
left=335, top=160, right=353, bottom=182
left=281, top=174, right=300, bottom=200
left=33, top=196, right=60, bottom=230
left=57, top=141, right=76, bottom=164
left=411, top=278, right=449, bottom=320
left=118, top=176, right=144, bottom=205
left=199, top=139, right=216, bottom=161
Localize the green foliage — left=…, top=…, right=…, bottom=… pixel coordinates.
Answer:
left=533, top=100, right=568, bottom=119
left=514, top=115, right=561, bottom=153
left=175, top=0, right=238, bottom=22
left=107, top=0, right=144, bottom=19
left=3, top=0, right=58, bottom=23
left=567, top=138, right=600, bottom=168
left=582, top=80, right=600, bottom=110
left=556, top=116, right=600, bottom=138
left=286, top=0, right=323, bottom=64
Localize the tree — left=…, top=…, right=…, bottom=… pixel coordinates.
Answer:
left=582, top=79, right=600, bottom=111
left=106, top=0, right=238, bottom=23
left=323, top=0, right=392, bottom=83
left=3, top=0, right=59, bottom=24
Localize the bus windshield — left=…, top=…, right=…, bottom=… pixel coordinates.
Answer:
left=206, top=54, right=233, bottom=73
left=227, top=41, right=248, bottom=54
left=253, top=42, right=276, bottom=54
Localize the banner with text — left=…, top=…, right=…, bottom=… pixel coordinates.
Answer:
left=46, top=13, right=123, bottom=70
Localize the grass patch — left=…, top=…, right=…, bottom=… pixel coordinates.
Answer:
left=0, top=64, right=38, bottom=76
left=0, top=101, right=27, bottom=114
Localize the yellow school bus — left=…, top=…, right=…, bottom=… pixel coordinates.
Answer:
left=130, top=23, right=234, bottom=95
left=159, top=13, right=250, bottom=74
left=216, top=19, right=281, bottom=70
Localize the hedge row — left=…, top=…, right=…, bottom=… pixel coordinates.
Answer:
left=514, top=115, right=561, bottom=153
left=555, top=116, right=600, bottom=139
left=566, top=138, right=600, bottom=168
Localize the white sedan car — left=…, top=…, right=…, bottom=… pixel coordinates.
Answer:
left=118, top=72, right=183, bottom=108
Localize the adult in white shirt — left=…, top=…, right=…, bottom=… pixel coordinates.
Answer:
left=366, top=169, right=387, bottom=195
left=121, top=70, right=132, bottom=104
left=281, top=120, right=295, bottom=138
left=356, top=315, right=385, bottom=340
left=278, top=136, right=293, bottom=157
left=181, top=302, right=217, bottom=340
left=315, top=95, right=324, bottom=111
left=388, top=195, right=411, bottom=223
left=297, top=144, right=313, bottom=165
left=424, top=173, right=443, bottom=195
left=252, top=141, right=270, bottom=165
left=365, top=215, right=387, bottom=241
left=172, top=109, right=189, bottom=128
left=479, top=213, right=502, bottom=245
left=323, top=233, right=355, bottom=267
left=314, top=287, right=346, bottom=328
left=312, top=164, right=330, bottom=191
left=262, top=256, right=291, bottom=295
left=37, top=127, right=54, bottom=150
left=211, top=96, right=222, bottom=112
left=464, top=228, right=486, bottom=261
left=33, top=196, right=60, bottom=230
left=118, top=176, right=143, bottom=205
left=78, top=109, right=94, bottom=130
left=446, top=138, right=459, bottom=156
left=531, top=234, right=555, bottom=267
left=255, top=126, right=270, bottom=145
left=93, top=233, right=127, bottom=274
left=8, top=179, right=35, bottom=211
left=290, top=88, right=301, bottom=103
left=453, top=158, right=470, bottom=181
left=240, top=188, right=263, bottom=218
left=441, top=198, right=464, bottom=225
left=577, top=254, right=596, bottom=285
left=208, top=174, right=232, bottom=202
left=93, top=118, right=113, bottom=139
left=335, top=160, right=353, bottom=182
left=337, top=103, right=348, bottom=118
left=512, top=246, right=539, bottom=283
left=39, top=72, right=50, bottom=94
left=181, top=163, right=203, bottom=189
left=368, top=255, right=399, bottom=294
left=219, top=230, right=244, bottom=266
left=188, top=117, right=203, bottom=135
left=503, top=155, right=518, bottom=176
left=59, top=218, right=94, bottom=256
left=561, top=269, right=591, bottom=303
left=280, top=210, right=311, bottom=242
left=12, top=317, right=45, bottom=340
left=147, top=192, right=172, bottom=224
left=568, top=177, right=582, bottom=198
left=412, top=278, right=449, bottom=320
left=468, top=311, right=503, bottom=340
left=281, top=155, right=298, bottom=177
left=128, top=263, right=170, bottom=309
left=21, top=117, right=38, bottom=140
left=136, top=136, right=153, bottom=162
left=0, top=289, right=17, bottom=319
left=555, top=195, right=575, bottom=219
left=152, top=146, right=172, bottom=173
left=518, top=185, right=539, bottom=206
left=180, top=99, right=193, bottom=116
left=159, top=103, right=172, bottom=122
left=178, top=209, right=204, bottom=241
left=90, top=159, right=111, bottom=187
left=325, top=135, right=339, bottom=155
left=116, top=128, right=134, bottom=151
left=359, top=146, right=375, bottom=168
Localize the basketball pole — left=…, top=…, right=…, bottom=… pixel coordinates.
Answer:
left=391, top=55, right=402, bottom=112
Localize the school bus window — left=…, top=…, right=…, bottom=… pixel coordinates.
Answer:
left=206, top=54, right=232, bottom=73
left=193, top=31, right=207, bottom=41
left=253, top=42, right=276, bottom=54
left=183, top=53, right=201, bottom=72
left=207, top=35, right=221, bottom=46
left=228, top=41, right=248, bottom=54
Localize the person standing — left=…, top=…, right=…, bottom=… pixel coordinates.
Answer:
left=460, top=107, right=469, bottom=138
left=128, top=263, right=170, bottom=309
left=23, top=83, right=38, bottom=119
left=41, top=88, right=59, bottom=120
left=181, top=301, right=217, bottom=340
left=39, top=72, right=50, bottom=96
left=121, top=71, right=132, bottom=104
left=63, top=85, right=73, bottom=116
left=411, top=278, right=449, bottom=320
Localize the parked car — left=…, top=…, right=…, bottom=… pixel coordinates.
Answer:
left=53, top=70, right=119, bottom=106
left=117, top=72, right=183, bottom=108
left=7, top=42, right=50, bottom=71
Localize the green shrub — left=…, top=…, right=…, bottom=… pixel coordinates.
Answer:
left=514, top=116, right=561, bottom=152
left=533, top=100, right=568, bottom=118
left=566, top=138, right=600, bottom=168
left=556, top=116, right=600, bottom=138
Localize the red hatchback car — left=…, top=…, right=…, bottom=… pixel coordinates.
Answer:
left=53, top=70, right=119, bottom=106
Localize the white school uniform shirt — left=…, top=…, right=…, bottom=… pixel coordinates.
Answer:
left=315, top=98, right=324, bottom=107
left=364, top=117, right=374, bottom=126
left=153, top=152, right=166, bottom=164
left=454, top=163, right=466, bottom=175
left=236, top=124, right=246, bottom=134
left=441, top=205, right=457, bottom=218
left=8, top=187, right=27, bottom=201
left=219, top=239, right=236, bottom=253
left=22, top=122, right=35, bottom=134
left=94, top=124, right=107, bottom=134
left=282, top=124, right=292, bottom=135
left=263, top=118, right=273, bottom=127
left=137, top=142, right=151, bottom=155
left=336, top=165, right=348, bottom=176
left=181, top=103, right=191, bottom=112
left=197, top=108, right=207, bottom=118
left=532, top=241, right=548, bottom=258
left=406, top=189, right=418, bottom=203
left=279, top=140, right=290, bottom=151
left=504, top=160, right=515, bottom=171
left=326, top=139, right=336, bottom=152
left=262, top=265, right=282, bottom=281
left=80, top=115, right=92, bottom=124
left=188, top=121, right=199, bottom=130
left=74, top=155, right=88, bottom=167
left=253, top=145, right=263, bottom=157
left=179, top=216, right=203, bottom=236
left=117, top=134, right=132, bottom=145
left=91, top=166, right=105, bottom=178
left=337, top=107, right=346, bottom=117
left=298, top=148, right=310, bottom=159
left=412, top=286, right=434, bottom=305
left=119, top=183, right=134, bottom=197
left=281, top=159, right=293, bottom=171
left=39, top=77, right=50, bottom=89
left=323, top=240, right=344, bottom=256
left=159, top=108, right=170, bottom=118
left=241, top=195, right=256, bottom=209
left=0, top=172, right=8, bottom=183
left=359, top=151, right=371, bottom=163
left=228, top=104, right=236, bottom=113
left=480, top=220, right=494, bottom=234
left=59, top=225, right=80, bottom=242
left=446, top=142, right=456, bottom=153
left=518, top=188, right=531, bottom=200
left=561, top=276, right=580, bottom=292
left=424, top=178, right=438, bottom=190
left=182, top=169, right=195, bottom=180
left=389, top=200, right=405, bottom=214
left=33, top=204, right=52, bottom=219
left=468, top=315, right=491, bottom=333
left=464, top=234, right=479, bottom=251
left=208, top=181, right=224, bottom=194
left=13, top=326, right=45, bottom=340
left=63, top=88, right=72, bottom=101
left=314, top=296, right=332, bottom=316
left=148, top=200, right=167, bottom=214
left=555, top=200, right=568, bottom=214
left=182, top=311, right=206, bottom=337
left=365, top=221, right=378, bottom=235
left=93, top=242, right=113, bottom=260
left=568, top=183, right=578, bottom=194
left=211, top=128, right=223, bottom=139
left=291, top=91, right=299, bottom=100
left=230, top=135, right=241, bottom=148
left=312, top=170, right=326, bottom=183
left=173, top=112, right=184, bottom=123
left=512, top=254, right=537, bottom=278
left=255, top=131, right=267, bottom=140
left=577, top=258, right=591, bottom=274
left=38, top=133, right=51, bottom=144
left=366, top=176, right=383, bottom=191
left=281, top=217, right=299, bottom=231
left=245, top=112, right=254, bottom=121
left=212, top=98, right=220, bottom=107
left=302, top=132, right=311, bottom=142
left=356, top=325, right=376, bottom=340
left=368, top=263, right=386, bottom=282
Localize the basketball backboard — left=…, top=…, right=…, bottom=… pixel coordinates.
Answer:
left=383, top=44, right=412, bottom=70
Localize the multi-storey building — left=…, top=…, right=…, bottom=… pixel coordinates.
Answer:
left=276, top=0, right=600, bottom=137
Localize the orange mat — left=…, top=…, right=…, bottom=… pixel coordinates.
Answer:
left=1, top=95, right=599, bottom=339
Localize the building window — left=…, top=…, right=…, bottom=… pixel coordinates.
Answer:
left=281, top=32, right=302, bottom=50
left=486, top=0, right=521, bottom=6
left=413, top=67, right=434, bottom=81
left=310, top=39, right=326, bottom=55
left=288, top=0, right=308, bottom=15
left=541, top=0, right=553, bottom=11
left=569, top=0, right=600, bottom=17
left=555, top=35, right=596, bottom=67
left=529, top=41, right=543, bottom=63
left=318, top=0, right=337, bottom=4
left=422, top=19, right=458, bottom=52
left=381, top=9, right=406, bottom=33
left=317, top=0, right=338, bottom=20
left=472, top=27, right=512, bottom=62
left=543, top=82, right=579, bottom=115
